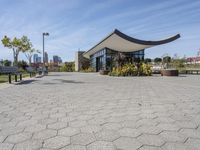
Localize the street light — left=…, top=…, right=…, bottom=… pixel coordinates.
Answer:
left=42, top=32, right=49, bottom=75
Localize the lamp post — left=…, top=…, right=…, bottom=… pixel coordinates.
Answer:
left=42, top=32, right=49, bottom=75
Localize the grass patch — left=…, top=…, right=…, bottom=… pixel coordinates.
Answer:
left=0, top=73, right=30, bottom=83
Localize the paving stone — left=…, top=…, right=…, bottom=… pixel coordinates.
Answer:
left=58, top=127, right=80, bottom=136
left=0, top=135, right=6, bottom=142
left=102, top=122, right=122, bottom=130
left=138, top=145, right=162, bottom=150
left=71, top=133, right=95, bottom=145
left=138, top=125, right=162, bottom=135
left=157, top=123, right=180, bottom=131
left=179, top=128, right=200, bottom=139
left=24, top=124, right=46, bottom=133
left=95, top=129, right=120, bottom=142
left=13, top=139, right=43, bottom=150
left=5, top=132, right=32, bottom=143
left=80, top=125, right=102, bottom=133
left=0, top=127, right=24, bottom=136
left=47, top=122, right=68, bottom=130
left=162, top=142, right=188, bottom=150
left=32, top=129, right=57, bottom=140
left=119, top=127, right=141, bottom=137
left=43, top=136, right=70, bottom=149
left=87, top=141, right=115, bottom=150
left=184, top=138, right=200, bottom=150
left=137, top=134, right=165, bottom=146
left=114, top=137, right=142, bottom=150
left=1, top=73, right=200, bottom=149
left=60, top=144, right=86, bottom=150
left=0, top=143, right=14, bottom=150
left=69, top=120, right=87, bottom=128
left=159, top=131, right=187, bottom=143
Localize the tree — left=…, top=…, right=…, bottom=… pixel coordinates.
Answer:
left=1, top=35, right=31, bottom=66
left=163, top=56, right=171, bottom=63
left=3, top=59, right=12, bottom=66
left=154, top=57, right=162, bottom=63
left=17, top=60, right=28, bottom=70
left=2, top=36, right=21, bottom=65
left=24, top=48, right=40, bottom=65
left=144, top=58, right=152, bottom=63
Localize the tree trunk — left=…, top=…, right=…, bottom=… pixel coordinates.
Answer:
left=29, top=56, right=32, bottom=66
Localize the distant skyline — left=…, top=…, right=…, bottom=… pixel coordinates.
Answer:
left=0, top=0, right=200, bottom=62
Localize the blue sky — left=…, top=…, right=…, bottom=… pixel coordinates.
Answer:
left=0, top=0, right=200, bottom=62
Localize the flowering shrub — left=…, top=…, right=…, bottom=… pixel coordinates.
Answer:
left=109, top=63, right=152, bottom=76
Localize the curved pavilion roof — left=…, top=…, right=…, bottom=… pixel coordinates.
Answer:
left=83, top=29, right=180, bottom=58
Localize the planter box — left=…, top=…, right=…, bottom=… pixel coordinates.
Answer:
left=161, top=69, right=179, bottom=76
left=99, top=70, right=109, bottom=75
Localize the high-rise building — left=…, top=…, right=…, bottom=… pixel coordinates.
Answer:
left=53, top=55, right=59, bottom=63
left=33, top=54, right=38, bottom=63
left=36, top=57, right=42, bottom=63
left=53, top=55, right=62, bottom=63
left=44, top=52, right=48, bottom=63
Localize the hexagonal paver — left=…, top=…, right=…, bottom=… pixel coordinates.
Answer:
left=0, top=135, right=6, bottom=142
left=43, top=136, right=70, bottom=149
left=5, top=132, right=32, bottom=143
left=24, top=124, right=46, bottom=133
left=159, top=131, right=187, bottom=142
left=179, top=128, right=200, bottom=139
left=162, top=142, right=188, bottom=150
left=47, top=122, right=68, bottom=130
left=119, top=128, right=141, bottom=138
left=184, top=138, right=200, bottom=150
left=0, top=127, right=24, bottom=136
left=138, top=125, right=162, bottom=135
left=138, top=145, right=162, bottom=150
left=58, top=127, right=80, bottom=136
left=60, top=144, right=86, bottom=150
left=80, top=125, right=102, bottom=133
left=95, top=129, right=120, bottom=142
left=120, top=120, right=138, bottom=128
left=157, top=123, right=180, bottom=131
left=32, top=129, right=57, bottom=140
left=0, top=143, right=14, bottom=150
left=71, top=133, right=95, bottom=145
left=69, top=120, right=87, bottom=128
left=87, top=141, right=115, bottom=150
left=114, top=137, right=142, bottom=150
left=102, top=123, right=122, bottom=130
left=13, top=139, right=43, bottom=150
left=137, top=134, right=165, bottom=146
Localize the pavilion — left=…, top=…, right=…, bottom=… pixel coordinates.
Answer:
left=83, top=29, right=180, bottom=72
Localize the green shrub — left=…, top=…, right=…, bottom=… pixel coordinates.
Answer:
left=109, top=63, right=152, bottom=76
left=81, top=67, right=95, bottom=73
left=60, top=62, right=75, bottom=72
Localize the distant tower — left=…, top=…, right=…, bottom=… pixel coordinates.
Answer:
left=33, top=54, right=38, bottom=63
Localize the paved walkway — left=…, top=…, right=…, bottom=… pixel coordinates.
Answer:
left=0, top=72, right=200, bottom=150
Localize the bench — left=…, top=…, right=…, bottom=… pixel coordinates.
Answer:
left=0, top=66, right=22, bottom=83
left=26, top=67, right=35, bottom=77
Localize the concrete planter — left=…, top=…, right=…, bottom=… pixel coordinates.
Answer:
left=161, top=69, right=179, bottom=76
left=99, top=70, right=109, bottom=75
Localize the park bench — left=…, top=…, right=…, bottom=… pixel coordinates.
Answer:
left=0, top=66, right=22, bottom=83
left=26, top=67, right=35, bottom=77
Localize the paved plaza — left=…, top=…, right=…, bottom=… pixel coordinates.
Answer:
left=0, top=72, right=200, bottom=150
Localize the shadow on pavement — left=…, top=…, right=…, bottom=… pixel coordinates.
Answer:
left=53, top=79, right=84, bottom=84
left=16, top=80, right=37, bottom=85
